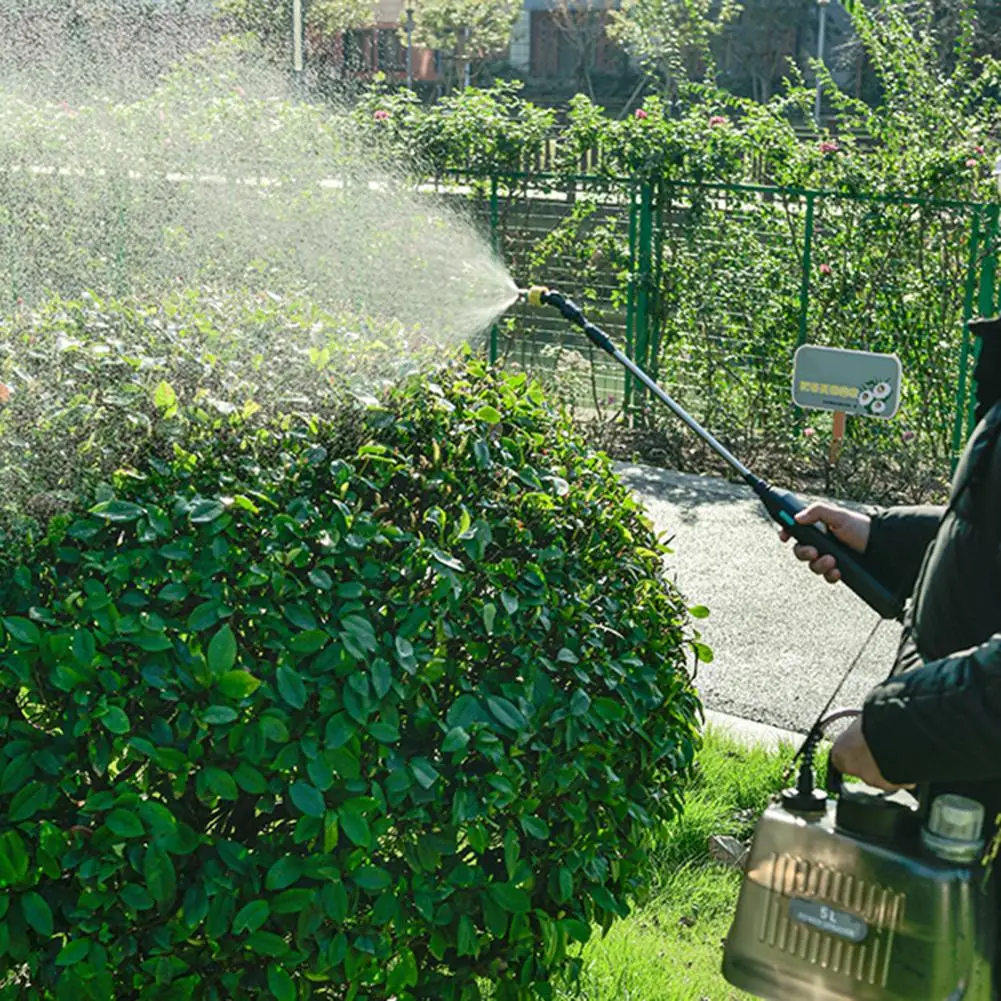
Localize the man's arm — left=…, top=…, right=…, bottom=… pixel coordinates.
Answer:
left=861, top=634, right=1001, bottom=784
left=863, top=505, right=944, bottom=601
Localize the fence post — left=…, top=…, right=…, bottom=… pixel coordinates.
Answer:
left=951, top=208, right=983, bottom=471
left=796, top=191, right=817, bottom=349
left=649, top=179, right=665, bottom=382
left=489, top=173, right=500, bottom=364
left=964, top=202, right=1000, bottom=440
left=624, top=182, right=639, bottom=413
left=633, top=180, right=655, bottom=417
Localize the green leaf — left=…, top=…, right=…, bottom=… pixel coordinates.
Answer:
left=387, top=948, right=418, bottom=993
left=158, top=582, right=189, bottom=602
left=442, top=726, right=469, bottom=753
left=338, top=805, right=372, bottom=850
left=276, top=665, right=307, bottom=709
left=189, top=498, right=226, bottom=524
left=187, top=601, right=220, bottom=632
left=71, top=628, right=97, bottom=664
left=482, top=602, right=497, bottom=635
left=207, top=625, right=237, bottom=675
left=308, top=569, right=333, bottom=591
left=144, top=845, right=177, bottom=906
left=218, top=670, right=261, bottom=700
left=289, top=629, right=328, bottom=654
left=153, top=380, right=177, bottom=411
left=205, top=767, right=238, bottom=800
left=100, top=706, right=130, bottom=735
left=234, top=762, right=267, bottom=794
left=371, top=660, right=392, bottom=699
left=474, top=404, right=503, bottom=424
left=273, top=889, right=315, bottom=915
left=558, top=867, right=573, bottom=902
left=90, top=499, right=145, bottom=523
left=121, top=885, right=154, bottom=911
left=55, top=938, right=91, bottom=966
left=106, top=808, right=144, bottom=839
left=133, top=632, right=173, bottom=652
left=289, top=781, right=325, bottom=818
left=473, top=439, right=493, bottom=470
left=233, top=899, right=270, bottom=934
left=570, top=689, right=591, bottom=716
left=411, top=757, right=440, bottom=789
left=561, top=917, right=591, bottom=943
left=0, top=831, right=29, bottom=884
left=3, top=616, right=40, bottom=646
left=21, top=890, right=54, bottom=936
left=486, top=695, right=528, bottom=732
left=245, top=931, right=289, bottom=957
left=267, top=965, right=296, bottom=1001
left=202, top=705, right=238, bottom=725
left=457, top=913, right=477, bottom=956
left=266, top=856, right=303, bottom=891
left=489, top=882, right=530, bottom=914
left=689, top=605, right=710, bottom=619
left=351, top=866, right=391, bottom=892
left=368, top=721, right=399, bottom=744
left=324, top=713, right=356, bottom=749
left=8, top=782, right=49, bottom=823
left=693, top=641, right=714, bottom=664
left=520, top=815, right=549, bottom=839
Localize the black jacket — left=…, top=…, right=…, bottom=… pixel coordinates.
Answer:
left=861, top=401, right=1001, bottom=817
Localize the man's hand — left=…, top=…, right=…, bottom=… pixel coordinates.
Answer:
left=831, top=719, right=914, bottom=792
left=779, top=503, right=872, bottom=584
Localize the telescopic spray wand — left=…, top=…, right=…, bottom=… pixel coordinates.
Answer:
left=521, top=286, right=901, bottom=622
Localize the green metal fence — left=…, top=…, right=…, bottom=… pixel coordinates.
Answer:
left=2, top=163, right=998, bottom=471
left=455, top=172, right=1000, bottom=471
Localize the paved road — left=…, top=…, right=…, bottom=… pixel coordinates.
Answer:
left=616, top=463, right=903, bottom=734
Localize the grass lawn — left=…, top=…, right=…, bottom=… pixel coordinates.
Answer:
left=556, top=727, right=799, bottom=1001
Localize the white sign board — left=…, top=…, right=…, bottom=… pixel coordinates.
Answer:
left=792, top=344, right=902, bottom=418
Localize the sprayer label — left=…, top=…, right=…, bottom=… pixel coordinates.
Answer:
left=788, top=898, right=868, bottom=943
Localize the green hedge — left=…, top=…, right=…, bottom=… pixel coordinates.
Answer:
left=0, top=295, right=705, bottom=1000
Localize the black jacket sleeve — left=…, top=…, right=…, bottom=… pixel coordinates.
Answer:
left=863, top=505, right=944, bottom=602
left=862, top=635, right=1001, bottom=784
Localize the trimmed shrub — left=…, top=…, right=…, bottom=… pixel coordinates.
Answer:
left=0, top=305, right=704, bottom=1000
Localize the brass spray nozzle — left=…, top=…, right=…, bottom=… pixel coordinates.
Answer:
left=526, top=286, right=550, bottom=308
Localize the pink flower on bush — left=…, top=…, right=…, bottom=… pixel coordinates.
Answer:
left=0, top=384, right=10, bottom=405
left=901, top=430, right=916, bottom=442
left=374, top=109, right=391, bottom=121
left=975, top=146, right=985, bottom=155
left=967, top=158, right=979, bottom=168
left=804, top=427, right=817, bottom=438
left=819, top=262, right=833, bottom=276
left=709, top=115, right=727, bottom=128
left=235, top=86, right=246, bottom=98
left=819, top=141, right=840, bottom=154
left=635, top=109, right=649, bottom=120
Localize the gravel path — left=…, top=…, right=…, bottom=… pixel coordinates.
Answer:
left=616, top=463, right=903, bottom=734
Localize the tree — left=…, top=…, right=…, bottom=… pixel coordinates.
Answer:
left=716, top=0, right=813, bottom=103
left=549, top=0, right=620, bottom=101
left=408, top=0, right=521, bottom=93
left=839, top=0, right=1001, bottom=99
left=608, top=0, right=742, bottom=103
left=216, top=0, right=378, bottom=55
